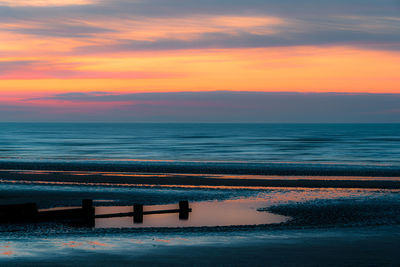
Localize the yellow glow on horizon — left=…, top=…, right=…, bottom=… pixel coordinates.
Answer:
left=1, top=46, right=399, bottom=97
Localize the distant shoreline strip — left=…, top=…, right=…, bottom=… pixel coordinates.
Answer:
left=0, top=175, right=399, bottom=189
left=1, top=160, right=400, bottom=177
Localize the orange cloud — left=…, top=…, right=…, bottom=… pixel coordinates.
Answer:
left=1, top=46, right=399, bottom=96
left=0, top=15, right=284, bottom=59
left=95, top=15, right=284, bottom=41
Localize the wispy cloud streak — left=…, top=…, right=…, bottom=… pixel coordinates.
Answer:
left=12, top=91, right=398, bottom=123
left=0, top=1, right=399, bottom=52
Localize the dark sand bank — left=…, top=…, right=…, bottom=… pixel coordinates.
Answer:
left=1, top=170, right=400, bottom=189
left=267, top=199, right=400, bottom=227
left=1, top=160, right=400, bottom=177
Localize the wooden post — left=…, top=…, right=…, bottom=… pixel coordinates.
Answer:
left=0, top=203, right=38, bottom=223
left=82, top=199, right=93, bottom=210
left=179, top=201, right=189, bottom=220
left=133, top=204, right=143, bottom=223
left=82, top=199, right=95, bottom=227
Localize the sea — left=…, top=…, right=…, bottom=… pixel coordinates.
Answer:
left=0, top=123, right=399, bottom=175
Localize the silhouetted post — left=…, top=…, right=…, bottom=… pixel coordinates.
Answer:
left=0, top=203, right=38, bottom=223
left=179, top=200, right=189, bottom=220
left=82, top=199, right=95, bottom=227
left=133, top=204, right=143, bottom=223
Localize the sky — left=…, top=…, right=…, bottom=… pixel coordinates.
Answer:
left=0, top=0, right=399, bottom=122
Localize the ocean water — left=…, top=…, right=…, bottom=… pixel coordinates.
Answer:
left=0, top=123, right=399, bottom=166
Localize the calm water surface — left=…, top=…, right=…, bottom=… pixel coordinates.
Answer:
left=95, top=199, right=289, bottom=228
left=0, top=123, right=399, bottom=165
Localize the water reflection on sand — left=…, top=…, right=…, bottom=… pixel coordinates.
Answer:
left=0, top=243, right=13, bottom=257
left=96, top=198, right=289, bottom=228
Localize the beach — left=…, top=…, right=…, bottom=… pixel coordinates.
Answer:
left=1, top=165, right=400, bottom=266
left=1, top=123, right=400, bottom=266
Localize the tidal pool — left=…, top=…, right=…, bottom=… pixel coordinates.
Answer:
left=94, top=198, right=289, bottom=228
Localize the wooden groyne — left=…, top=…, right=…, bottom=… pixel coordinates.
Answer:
left=95, top=201, right=192, bottom=223
left=0, top=200, right=192, bottom=226
left=0, top=203, right=39, bottom=223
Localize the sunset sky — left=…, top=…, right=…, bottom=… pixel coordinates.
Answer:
left=0, top=0, right=399, bottom=122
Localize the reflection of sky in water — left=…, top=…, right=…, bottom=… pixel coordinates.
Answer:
left=0, top=243, right=13, bottom=257
left=95, top=199, right=289, bottom=228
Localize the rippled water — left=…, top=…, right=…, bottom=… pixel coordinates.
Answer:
left=0, top=123, right=399, bottom=165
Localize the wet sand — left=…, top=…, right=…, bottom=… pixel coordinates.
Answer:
left=1, top=160, right=400, bottom=177
left=1, top=227, right=400, bottom=266
left=1, top=169, right=399, bottom=266
left=0, top=169, right=399, bottom=189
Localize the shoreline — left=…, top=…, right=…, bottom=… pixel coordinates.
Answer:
left=1, top=170, right=399, bottom=189
left=1, top=160, right=400, bottom=177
